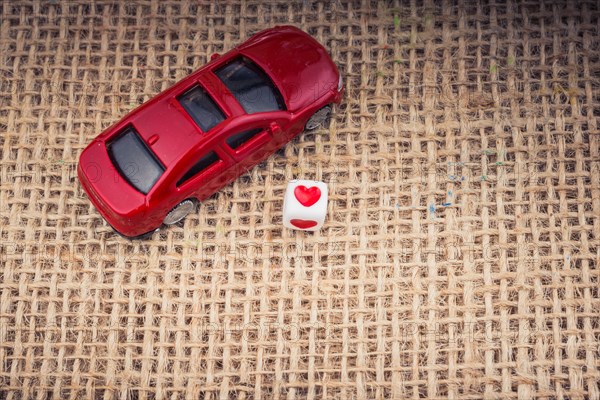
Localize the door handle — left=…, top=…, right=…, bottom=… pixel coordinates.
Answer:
left=269, top=122, right=281, bottom=136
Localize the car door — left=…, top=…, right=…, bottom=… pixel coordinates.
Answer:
left=174, top=145, right=235, bottom=202
left=219, top=120, right=279, bottom=178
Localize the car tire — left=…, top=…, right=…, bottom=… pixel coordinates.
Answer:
left=163, top=199, right=197, bottom=225
left=305, top=105, right=332, bottom=130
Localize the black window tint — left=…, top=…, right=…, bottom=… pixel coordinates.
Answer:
left=177, top=151, right=220, bottom=187
left=178, top=85, right=225, bottom=132
left=215, top=57, right=286, bottom=114
left=107, top=126, right=165, bottom=194
left=226, top=128, right=263, bottom=149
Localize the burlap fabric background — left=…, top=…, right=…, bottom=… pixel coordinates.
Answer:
left=1, top=1, right=599, bottom=399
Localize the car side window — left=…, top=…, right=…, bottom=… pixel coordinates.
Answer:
left=226, top=128, right=264, bottom=150
left=177, top=151, right=220, bottom=187
left=177, top=85, right=225, bottom=132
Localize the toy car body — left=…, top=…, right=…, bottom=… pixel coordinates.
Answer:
left=78, top=26, right=344, bottom=238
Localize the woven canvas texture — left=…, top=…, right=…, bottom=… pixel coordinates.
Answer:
left=1, top=1, right=600, bottom=399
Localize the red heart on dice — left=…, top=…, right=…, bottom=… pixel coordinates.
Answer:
left=290, top=219, right=318, bottom=229
left=294, top=185, right=321, bottom=207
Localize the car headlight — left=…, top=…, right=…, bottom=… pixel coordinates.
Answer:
left=337, top=75, right=343, bottom=92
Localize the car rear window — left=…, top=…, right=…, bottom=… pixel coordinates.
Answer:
left=215, top=57, right=286, bottom=114
left=178, top=85, right=226, bottom=132
left=107, top=126, right=165, bottom=194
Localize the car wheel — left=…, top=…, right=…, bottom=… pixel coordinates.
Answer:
left=305, top=105, right=332, bottom=130
left=163, top=199, right=196, bottom=225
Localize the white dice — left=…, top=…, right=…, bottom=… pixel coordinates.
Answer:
left=283, top=180, right=328, bottom=231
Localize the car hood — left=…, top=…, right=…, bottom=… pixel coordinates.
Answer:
left=239, top=26, right=340, bottom=111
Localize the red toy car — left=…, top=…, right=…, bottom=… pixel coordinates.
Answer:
left=78, top=26, right=344, bottom=238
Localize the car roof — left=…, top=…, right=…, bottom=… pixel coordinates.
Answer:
left=123, top=66, right=240, bottom=168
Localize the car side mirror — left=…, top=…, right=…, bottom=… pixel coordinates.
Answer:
left=210, top=53, right=220, bottom=61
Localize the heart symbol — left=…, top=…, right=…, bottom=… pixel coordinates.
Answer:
left=290, top=219, right=318, bottom=229
left=294, top=185, right=321, bottom=207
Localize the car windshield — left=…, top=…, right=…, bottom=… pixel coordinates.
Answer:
left=215, top=56, right=286, bottom=114
left=178, top=85, right=226, bottom=132
left=107, top=126, right=165, bottom=194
